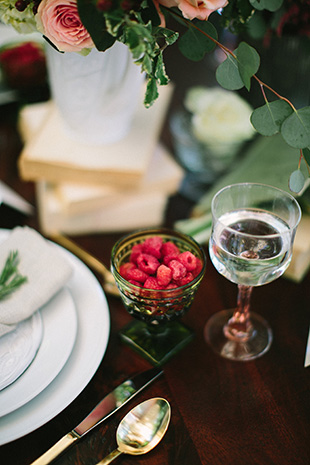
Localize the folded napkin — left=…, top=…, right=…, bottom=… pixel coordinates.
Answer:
left=0, top=226, right=73, bottom=336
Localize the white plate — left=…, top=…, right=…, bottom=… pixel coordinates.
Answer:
left=0, top=287, right=77, bottom=416
left=0, top=230, right=110, bottom=445
left=0, top=311, right=43, bottom=391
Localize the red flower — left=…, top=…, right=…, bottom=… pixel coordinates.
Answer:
left=0, top=42, right=47, bottom=88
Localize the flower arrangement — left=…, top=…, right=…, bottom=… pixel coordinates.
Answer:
left=0, top=0, right=309, bottom=192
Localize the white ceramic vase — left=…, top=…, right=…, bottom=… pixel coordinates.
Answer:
left=45, top=42, right=144, bottom=145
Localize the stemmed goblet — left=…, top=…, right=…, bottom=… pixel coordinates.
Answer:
left=111, top=228, right=206, bottom=366
left=204, top=183, right=301, bottom=361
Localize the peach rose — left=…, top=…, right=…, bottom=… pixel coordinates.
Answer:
left=36, top=0, right=94, bottom=53
left=158, top=0, right=228, bottom=21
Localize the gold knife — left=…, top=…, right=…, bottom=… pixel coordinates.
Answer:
left=30, top=367, right=163, bottom=465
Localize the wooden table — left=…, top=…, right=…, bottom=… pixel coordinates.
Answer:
left=0, top=103, right=309, bottom=465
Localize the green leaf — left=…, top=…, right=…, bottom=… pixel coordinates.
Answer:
left=144, top=77, right=158, bottom=107
left=250, top=0, right=283, bottom=12
left=141, top=53, right=152, bottom=75
left=246, top=12, right=267, bottom=40
left=178, top=21, right=217, bottom=61
left=235, top=42, right=260, bottom=91
left=157, top=27, right=179, bottom=46
left=250, top=100, right=293, bottom=136
left=140, top=0, right=161, bottom=27
left=289, top=169, right=306, bottom=194
left=302, top=147, right=310, bottom=165
left=77, top=0, right=116, bottom=51
left=216, top=54, right=244, bottom=90
left=281, top=107, right=310, bottom=149
left=154, top=52, right=169, bottom=85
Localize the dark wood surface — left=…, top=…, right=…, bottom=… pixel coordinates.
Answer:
left=0, top=103, right=309, bottom=465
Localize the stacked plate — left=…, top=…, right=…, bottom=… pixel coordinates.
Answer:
left=0, top=230, right=110, bottom=445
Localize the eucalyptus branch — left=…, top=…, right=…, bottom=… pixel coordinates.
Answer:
left=164, top=7, right=297, bottom=111
left=253, top=75, right=296, bottom=111
left=165, top=7, right=234, bottom=56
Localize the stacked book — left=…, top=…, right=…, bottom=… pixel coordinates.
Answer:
left=18, top=83, right=184, bottom=235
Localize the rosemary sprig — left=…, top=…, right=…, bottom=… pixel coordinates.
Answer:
left=0, top=251, right=28, bottom=300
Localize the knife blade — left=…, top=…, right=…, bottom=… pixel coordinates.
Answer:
left=30, top=367, right=163, bottom=465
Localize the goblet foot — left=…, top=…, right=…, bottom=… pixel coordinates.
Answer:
left=120, top=320, right=194, bottom=366
left=204, top=309, right=273, bottom=361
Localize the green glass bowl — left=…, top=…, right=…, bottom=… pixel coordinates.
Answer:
left=110, top=228, right=206, bottom=365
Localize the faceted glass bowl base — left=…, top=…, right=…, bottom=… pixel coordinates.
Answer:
left=120, top=320, right=194, bottom=366
left=204, top=309, right=273, bottom=361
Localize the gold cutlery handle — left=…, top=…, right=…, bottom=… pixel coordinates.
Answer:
left=49, top=233, right=119, bottom=297
left=96, top=448, right=122, bottom=465
left=30, top=432, right=78, bottom=465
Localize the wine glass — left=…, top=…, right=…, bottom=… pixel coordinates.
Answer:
left=204, top=183, right=301, bottom=361
left=111, top=228, right=206, bottom=366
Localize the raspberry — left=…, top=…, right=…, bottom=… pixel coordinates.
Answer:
left=130, top=243, right=143, bottom=264
left=166, top=282, right=178, bottom=289
left=178, top=251, right=197, bottom=271
left=192, top=257, right=203, bottom=277
left=127, top=266, right=148, bottom=283
left=144, top=277, right=161, bottom=289
left=168, top=259, right=187, bottom=281
left=137, top=253, right=160, bottom=275
left=178, top=272, right=194, bottom=286
left=142, top=236, right=163, bottom=259
left=156, top=264, right=172, bottom=287
left=161, top=241, right=180, bottom=257
left=118, top=235, right=203, bottom=290
left=119, top=262, right=135, bottom=280
left=163, top=252, right=179, bottom=266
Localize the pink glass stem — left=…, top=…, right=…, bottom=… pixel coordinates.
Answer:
left=223, top=285, right=254, bottom=342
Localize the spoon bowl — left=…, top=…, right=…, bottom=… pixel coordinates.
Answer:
left=96, top=397, right=171, bottom=464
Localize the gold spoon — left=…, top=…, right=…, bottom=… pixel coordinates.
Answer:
left=96, top=397, right=171, bottom=465
left=49, top=233, right=119, bottom=297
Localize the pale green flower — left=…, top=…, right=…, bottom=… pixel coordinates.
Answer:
left=0, top=1, right=37, bottom=34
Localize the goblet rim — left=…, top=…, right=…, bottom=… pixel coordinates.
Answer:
left=110, top=227, right=207, bottom=295
left=211, top=182, right=302, bottom=237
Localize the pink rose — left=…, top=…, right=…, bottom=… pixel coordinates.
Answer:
left=158, top=0, right=228, bottom=21
left=36, top=0, right=94, bottom=53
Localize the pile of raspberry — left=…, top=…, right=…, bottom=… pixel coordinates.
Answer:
left=119, top=236, right=203, bottom=290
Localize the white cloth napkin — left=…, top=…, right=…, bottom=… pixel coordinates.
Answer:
left=0, top=226, right=73, bottom=336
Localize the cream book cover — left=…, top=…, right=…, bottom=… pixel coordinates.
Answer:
left=36, top=181, right=169, bottom=235
left=52, top=144, right=183, bottom=215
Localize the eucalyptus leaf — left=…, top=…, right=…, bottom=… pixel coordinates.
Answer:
left=289, top=170, right=306, bottom=193
left=250, top=0, right=283, bottom=12
left=281, top=107, right=310, bottom=149
left=250, top=100, right=293, bottom=136
left=235, top=42, right=260, bottom=91
left=178, top=21, right=217, bottom=61
left=216, top=54, right=244, bottom=90
left=246, top=12, right=267, bottom=40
